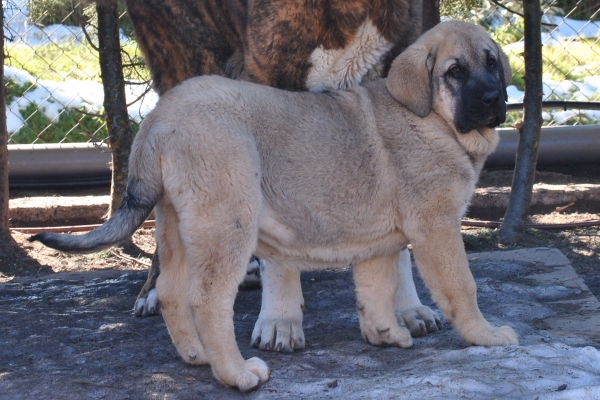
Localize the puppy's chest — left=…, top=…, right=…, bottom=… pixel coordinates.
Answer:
left=306, top=20, right=393, bottom=91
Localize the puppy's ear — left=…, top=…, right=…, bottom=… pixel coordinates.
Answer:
left=495, top=43, right=512, bottom=101
left=386, top=45, right=435, bottom=118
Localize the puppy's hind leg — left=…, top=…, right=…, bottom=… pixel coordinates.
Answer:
left=353, top=253, right=413, bottom=348
left=155, top=202, right=207, bottom=365
left=180, top=212, right=270, bottom=392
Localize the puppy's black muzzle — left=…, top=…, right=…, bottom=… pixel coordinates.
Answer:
left=455, top=73, right=507, bottom=134
left=480, top=87, right=507, bottom=128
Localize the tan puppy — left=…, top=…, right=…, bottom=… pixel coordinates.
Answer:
left=31, top=21, right=518, bottom=392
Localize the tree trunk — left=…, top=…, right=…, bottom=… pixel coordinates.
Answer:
left=498, top=0, right=544, bottom=244
left=96, top=0, right=134, bottom=216
left=422, top=0, right=440, bottom=33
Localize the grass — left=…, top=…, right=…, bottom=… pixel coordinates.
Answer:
left=4, top=41, right=148, bottom=83
left=5, top=42, right=102, bottom=82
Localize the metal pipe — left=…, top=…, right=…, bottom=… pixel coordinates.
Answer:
left=6, top=124, right=600, bottom=188
left=8, top=143, right=111, bottom=188
left=507, top=101, right=600, bottom=111
left=487, top=125, right=600, bottom=167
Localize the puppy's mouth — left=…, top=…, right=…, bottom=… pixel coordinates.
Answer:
left=457, top=108, right=506, bottom=133
left=456, top=114, right=504, bottom=134
left=485, top=113, right=505, bottom=128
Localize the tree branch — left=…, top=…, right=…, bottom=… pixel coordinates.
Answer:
left=488, top=0, right=557, bottom=27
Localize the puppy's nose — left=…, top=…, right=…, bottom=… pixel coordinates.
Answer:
left=481, top=90, right=501, bottom=106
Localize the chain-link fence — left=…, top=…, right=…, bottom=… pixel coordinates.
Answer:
left=2, top=0, right=599, bottom=145
left=3, top=0, right=153, bottom=145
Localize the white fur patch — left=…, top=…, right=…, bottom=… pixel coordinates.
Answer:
left=306, top=20, right=392, bottom=92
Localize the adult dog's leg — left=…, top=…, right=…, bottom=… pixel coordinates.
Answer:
left=395, top=247, right=443, bottom=337
left=353, top=253, right=413, bottom=348
left=251, top=262, right=305, bottom=353
left=155, top=203, right=207, bottom=365
left=410, top=221, right=519, bottom=346
left=134, top=248, right=160, bottom=316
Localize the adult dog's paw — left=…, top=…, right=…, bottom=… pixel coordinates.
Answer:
left=362, top=324, right=413, bottom=348
left=251, top=318, right=305, bottom=353
left=239, top=257, right=262, bottom=289
left=398, top=305, right=443, bottom=337
left=134, top=288, right=160, bottom=316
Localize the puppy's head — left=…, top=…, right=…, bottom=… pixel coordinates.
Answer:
left=386, top=21, right=512, bottom=134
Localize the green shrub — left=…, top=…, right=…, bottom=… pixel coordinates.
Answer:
left=5, top=78, right=35, bottom=100
left=10, top=102, right=108, bottom=144
left=553, top=0, right=600, bottom=20
left=5, top=78, right=108, bottom=144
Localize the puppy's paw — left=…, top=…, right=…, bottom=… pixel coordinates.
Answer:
left=461, top=322, right=519, bottom=346
left=245, top=357, right=271, bottom=383
left=227, top=357, right=270, bottom=393
left=134, top=288, right=160, bottom=317
left=398, top=306, right=443, bottom=337
left=362, top=324, right=413, bottom=348
left=251, top=318, right=305, bottom=353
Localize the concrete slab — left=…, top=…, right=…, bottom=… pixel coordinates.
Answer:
left=469, top=247, right=571, bottom=267
left=470, top=247, right=600, bottom=346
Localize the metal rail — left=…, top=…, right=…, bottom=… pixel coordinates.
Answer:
left=507, top=101, right=600, bottom=111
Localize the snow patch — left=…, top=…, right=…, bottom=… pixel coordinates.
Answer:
left=4, top=65, right=158, bottom=135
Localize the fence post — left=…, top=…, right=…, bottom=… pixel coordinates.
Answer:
left=498, top=0, right=543, bottom=244
left=96, top=0, right=133, bottom=216
left=0, top=4, right=11, bottom=240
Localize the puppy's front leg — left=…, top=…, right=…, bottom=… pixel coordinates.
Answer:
left=353, top=253, right=413, bottom=348
left=251, top=261, right=305, bottom=352
left=395, top=247, right=443, bottom=337
left=410, top=221, right=519, bottom=346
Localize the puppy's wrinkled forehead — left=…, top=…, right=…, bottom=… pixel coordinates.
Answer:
left=433, top=25, right=498, bottom=70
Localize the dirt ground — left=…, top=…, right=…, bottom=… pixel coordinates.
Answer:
left=0, top=165, right=599, bottom=398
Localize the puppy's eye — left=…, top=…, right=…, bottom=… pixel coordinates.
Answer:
left=448, top=65, right=466, bottom=80
left=488, top=58, right=497, bottom=70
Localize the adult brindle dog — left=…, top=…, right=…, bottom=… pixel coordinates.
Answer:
left=31, top=21, right=518, bottom=392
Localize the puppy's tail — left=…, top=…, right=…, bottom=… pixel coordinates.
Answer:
left=29, top=133, right=162, bottom=254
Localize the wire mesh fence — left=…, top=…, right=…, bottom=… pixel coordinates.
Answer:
left=3, top=0, right=153, bottom=145
left=2, top=0, right=600, bottom=145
